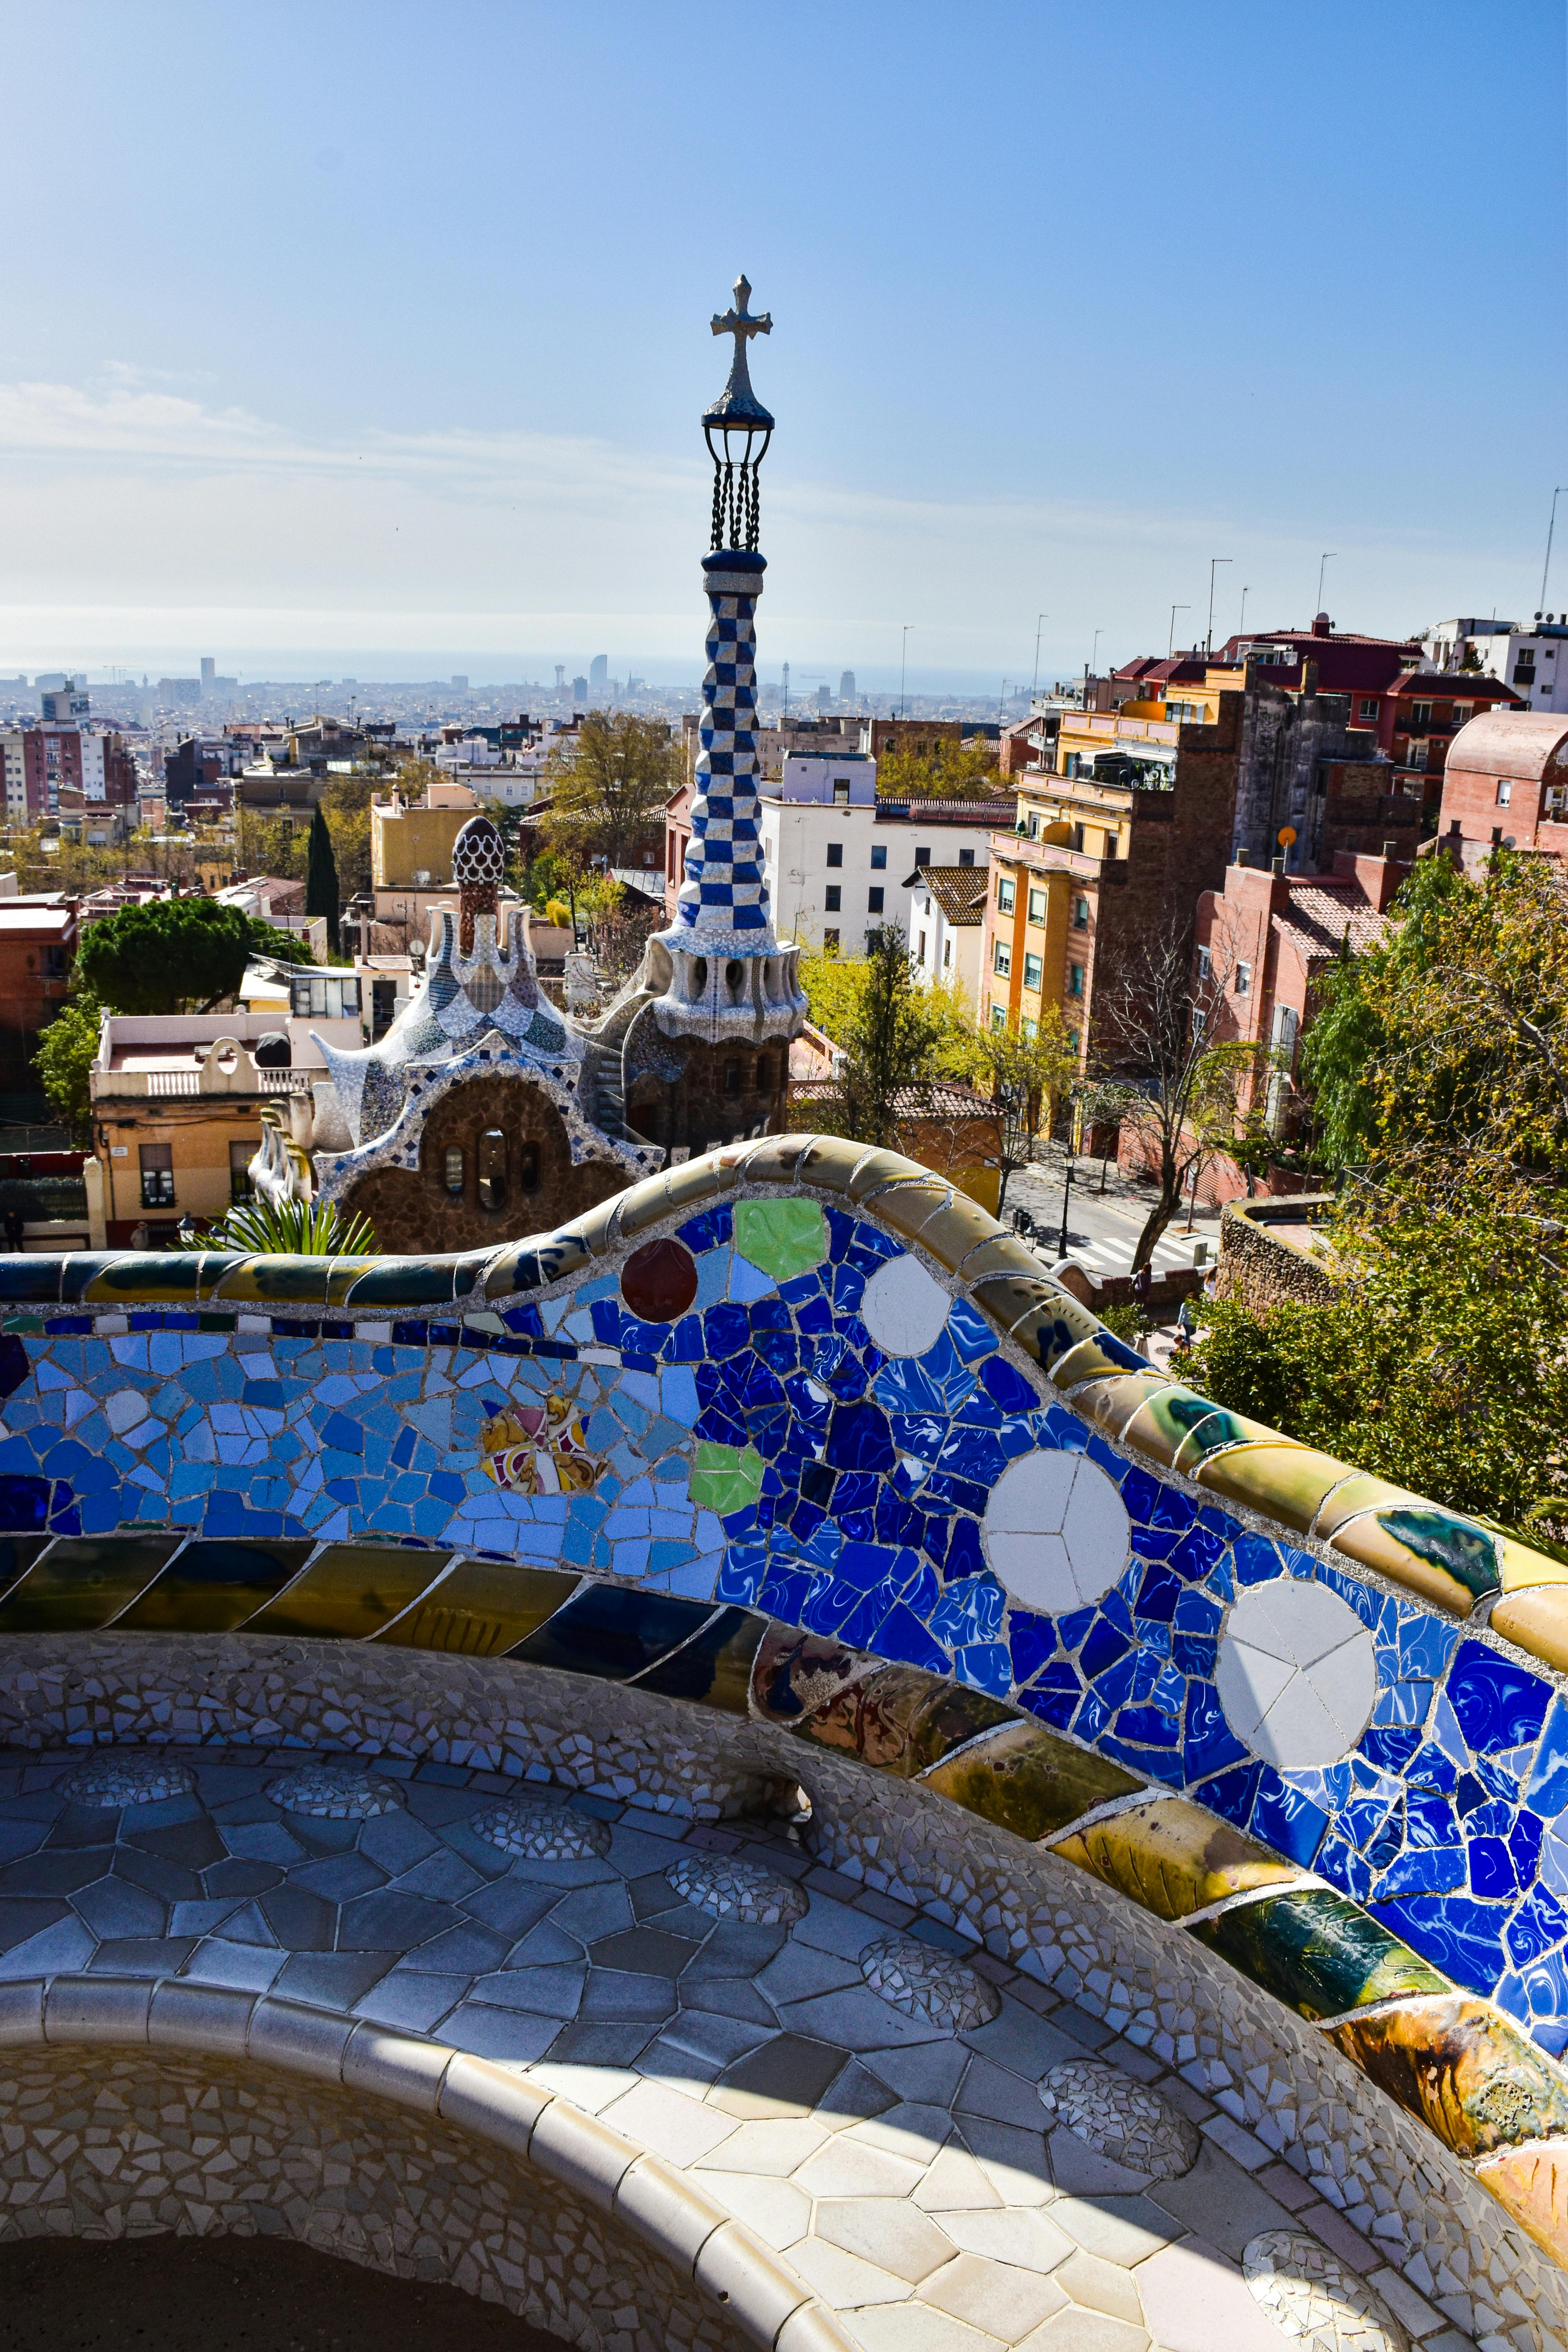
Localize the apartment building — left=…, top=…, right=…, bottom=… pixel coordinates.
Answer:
left=743, top=755, right=999, bottom=954
left=1424, top=616, right=1568, bottom=714
left=981, top=685, right=1245, bottom=1061
left=0, top=727, right=137, bottom=825
left=87, top=1006, right=362, bottom=1246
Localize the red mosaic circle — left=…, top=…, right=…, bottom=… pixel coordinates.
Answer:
left=621, top=1236, right=698, bottom=1323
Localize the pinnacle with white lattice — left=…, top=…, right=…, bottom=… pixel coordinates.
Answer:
left=675, top=552, right=774, bottom=949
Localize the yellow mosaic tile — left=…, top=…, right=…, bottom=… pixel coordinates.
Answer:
left=1050, top=1796, right=1299, bottom=1922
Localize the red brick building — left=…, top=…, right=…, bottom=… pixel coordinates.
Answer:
left=0, top=729, right=137, bottom=825
left=1379, top=670, right=1521, bottom=828
left=1214, top=615, right=1423, bottom=738
left=0, top=895, right=78, bottom=1088
left=1191, top=850, right=1407, bottom=1171
left=862, top=717, right=966, bottom=765
left=1435, top=710, right=1568, bottom=869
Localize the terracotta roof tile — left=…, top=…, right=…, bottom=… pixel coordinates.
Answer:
left=789, top=1075, right=1000, bottom=1120
left=1274, top=883, right=1389, bottom=961
left=906, top=864, right=988, bottom=923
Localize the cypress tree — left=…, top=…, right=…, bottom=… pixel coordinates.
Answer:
left=305, top=804, right=340, bottom=955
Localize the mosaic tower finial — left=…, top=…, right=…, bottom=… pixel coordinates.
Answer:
left=638, top=276, right=805, bottom=1050
left=676, top=273, right=778, bottom=956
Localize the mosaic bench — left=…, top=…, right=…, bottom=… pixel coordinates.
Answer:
left=0, top=1133, right=1562, bottom=2336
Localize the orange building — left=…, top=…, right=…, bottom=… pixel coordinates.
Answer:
left=980, top=679, right=1245, bottom=1063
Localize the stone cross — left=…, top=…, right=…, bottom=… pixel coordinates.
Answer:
left=710, top=274, right=771, bottom=400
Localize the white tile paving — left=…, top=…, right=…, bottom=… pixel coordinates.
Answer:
left=0, top=1741, right=1494, bottom=2352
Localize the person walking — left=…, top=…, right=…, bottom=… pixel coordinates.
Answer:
left=1174, top=1293, right=1197, bottom=1357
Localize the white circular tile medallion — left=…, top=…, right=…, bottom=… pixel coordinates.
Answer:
left=982, top=1449, right=1131, bottom=1614
left=859, top=1252, right=952, bottom=1358
left=1217, top=1578, right=1377, bottom=1770
left=1243, top=2228, right=1410, bottom=2351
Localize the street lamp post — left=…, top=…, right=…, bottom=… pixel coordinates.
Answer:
left=1542, top=489, right=1568, bottom=610
left=1168, top=605, right=1190, bottom=657
left=1183, top=1157, right=1201, bottom=1234
left=1207, top=558, right=1232, bottom=654
left=900, top=626, right=912, bottom=718
left=1057, top=1155, right=1076, bottom=1258
left=1031, top=613, right=1049, bottom=699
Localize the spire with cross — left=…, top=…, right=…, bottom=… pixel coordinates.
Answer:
left=634, top=275, right=805, bottom=1069
left=702, top=271, right=774, bottom=554
left=705, top=275, right=774, bottom=429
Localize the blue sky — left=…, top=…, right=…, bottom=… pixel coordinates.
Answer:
left=0, top=0, right=1562, bottom=687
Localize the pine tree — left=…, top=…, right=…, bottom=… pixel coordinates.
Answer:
left=305, top=804, right=340, bottom=956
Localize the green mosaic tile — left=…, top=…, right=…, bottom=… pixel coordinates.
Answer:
left=0, top=1535, right=182, bottom=1633
left=689, top=1441, right=765, bottom=1515
left=732, top=1198, right=827, bottom=1284
left=1376, top=1505, right=1502, bottom=1604
left=923, top=1718, right=1144, bottom=1842
left=1190, top=1887, right=1450, bottom=2020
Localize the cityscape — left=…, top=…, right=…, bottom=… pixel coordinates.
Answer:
left=0, top=9, right=1561, bottom=2352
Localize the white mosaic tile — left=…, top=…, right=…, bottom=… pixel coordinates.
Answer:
left=981, top=1448, right=1130, bottom=1613
left=470, top=1796, right=611, bottom=1861
left=1037, top=2058, right=1200, bottom=2181
left=665, top=1851, right=808, bottom=1926
left=266, top=1762, right=405, bottom=1819
left=1218, top=1581, right=1378, bottom=1769
left=57, top=1753, right=195, bottom=1806
left=1244, top=2227, right=1412, bottom=2351
left=860, top=1936, right=1001, bottom=2034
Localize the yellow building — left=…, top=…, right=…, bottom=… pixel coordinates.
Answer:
left=372, top=783, right=479, bottom=883
left=87, top=1010, right=360, bottom=1246
left=983, top=668, right=1246, bottom=1057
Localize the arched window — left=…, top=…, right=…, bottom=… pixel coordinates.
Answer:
left=477, top=1129, right=507, bottom=1210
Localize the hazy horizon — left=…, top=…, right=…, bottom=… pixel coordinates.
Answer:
left=0, top=0, right=1557, bottom=687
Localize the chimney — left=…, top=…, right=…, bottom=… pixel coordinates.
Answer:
left=1301, top=659, right=1319, bottom=698
left=1234, top=847, right=1249, bottom=867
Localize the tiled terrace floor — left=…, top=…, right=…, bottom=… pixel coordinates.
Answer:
left=0, top=1749, right=1473, bottom=2352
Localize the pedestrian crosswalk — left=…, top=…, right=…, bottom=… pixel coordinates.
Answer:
left=1002, top=1166, right=1221, bottom=1283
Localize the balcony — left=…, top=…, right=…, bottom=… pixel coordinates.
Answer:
left=93, top=1067, right=314, bottom=1100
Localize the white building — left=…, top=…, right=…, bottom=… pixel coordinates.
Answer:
left=1424, top=616, right=1568, bottom=713
left=756, top=753, right=998, bottom=954
left=432, top=740, right=548, bottom=806
left=901, top=864, right=988, bottom=1004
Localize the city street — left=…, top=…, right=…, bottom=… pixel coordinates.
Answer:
left=1000, top=1138, right=1224, bottom=1281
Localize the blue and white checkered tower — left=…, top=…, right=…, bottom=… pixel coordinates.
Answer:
left=648, top=276, right=807, bottom=1047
